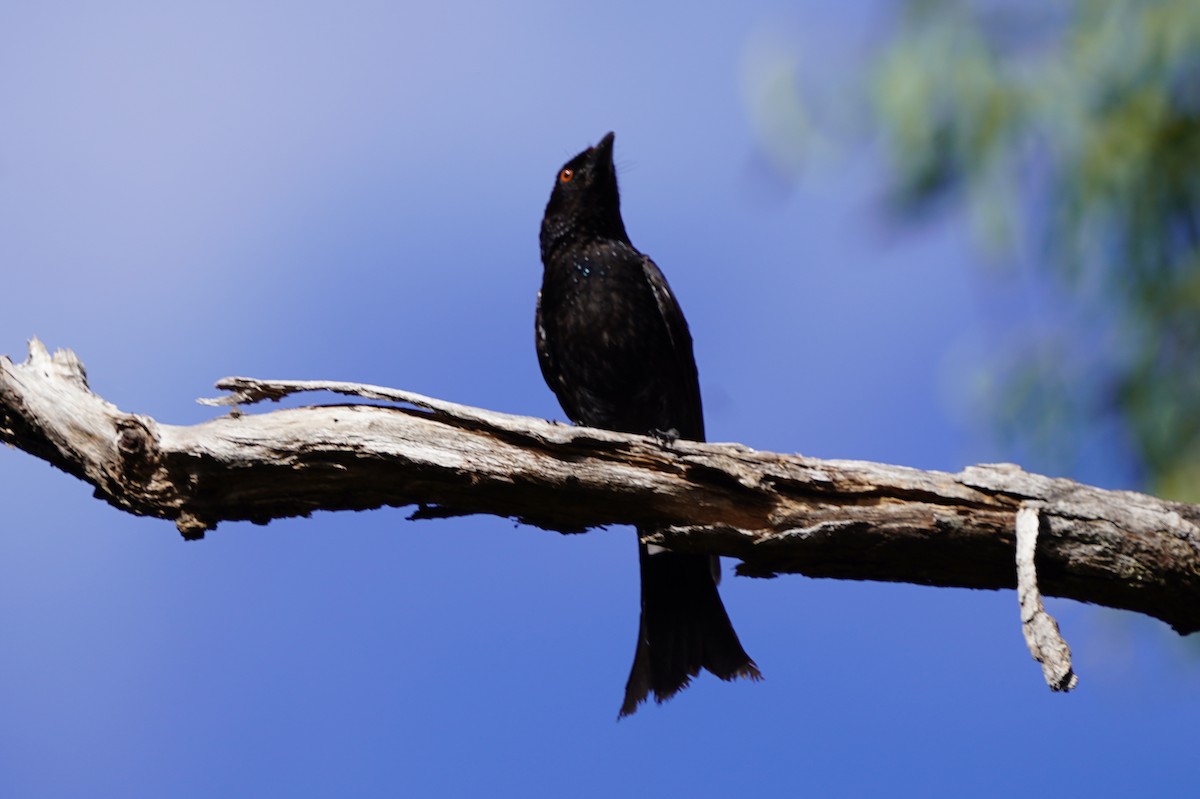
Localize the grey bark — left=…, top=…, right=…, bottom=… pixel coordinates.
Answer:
left=3, top=338, right=1199, bottom=651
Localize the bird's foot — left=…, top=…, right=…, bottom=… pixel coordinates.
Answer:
left=650, top=427, right=679, bottom=448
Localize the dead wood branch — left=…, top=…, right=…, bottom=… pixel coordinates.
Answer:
left=3, top=338, right=1200, bottom=636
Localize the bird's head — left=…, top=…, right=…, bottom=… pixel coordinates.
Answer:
left=540, top=132, right=629, bottom=258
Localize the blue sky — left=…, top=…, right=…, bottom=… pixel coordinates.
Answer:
left=2, top=3, right=1196, bottom=797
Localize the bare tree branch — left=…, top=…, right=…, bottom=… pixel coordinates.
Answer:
left=4, top=338, right=1200, bottom=639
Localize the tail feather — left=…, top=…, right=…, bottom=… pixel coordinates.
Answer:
left=619, top=538, right=761, bottom=718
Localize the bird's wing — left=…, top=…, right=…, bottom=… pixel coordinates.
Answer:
left=639, top=255, right=706, bottom=441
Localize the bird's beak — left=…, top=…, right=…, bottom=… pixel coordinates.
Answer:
left=594, top=131, right=616, bottom=165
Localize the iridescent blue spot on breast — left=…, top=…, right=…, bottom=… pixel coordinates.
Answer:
left=574, top=261, right=592, bottom=277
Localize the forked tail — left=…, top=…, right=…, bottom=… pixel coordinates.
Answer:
left=619, top=538, right=761, bottom=717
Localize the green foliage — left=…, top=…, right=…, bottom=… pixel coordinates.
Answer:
left=873, top=0, right=1200, bottom=498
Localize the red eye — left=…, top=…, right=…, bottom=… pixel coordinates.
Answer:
left=559, top=168, right=574, bottom=183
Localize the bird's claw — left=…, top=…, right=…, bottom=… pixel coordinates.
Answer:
left=651, top=427, right=680, bottom=448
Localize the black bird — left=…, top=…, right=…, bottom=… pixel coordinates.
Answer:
left=536, top=132, right=760, bottom=716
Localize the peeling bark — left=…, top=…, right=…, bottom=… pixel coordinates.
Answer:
left=4, top=338, right=1200, bottom=638
left=1016, top=505, right=1078, bottom=691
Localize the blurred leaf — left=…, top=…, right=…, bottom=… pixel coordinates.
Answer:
left=871, top=0, right=1200, bottom=499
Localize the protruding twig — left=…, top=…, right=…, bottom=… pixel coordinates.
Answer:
left=1016, top=504, right=1078, bottom=691
left=201, top=376, right=539, bottom=434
